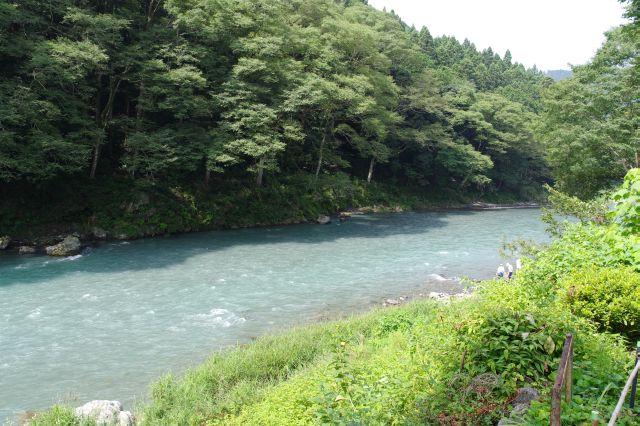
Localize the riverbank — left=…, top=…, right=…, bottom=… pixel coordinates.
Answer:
left=0, top=174, right=542, bottom=254
left=31, top=278, right=634, bottom=426
left=29, top=171, right=640, bottom=425
left=21, top=169, right=640, bottom=424
left=1, top=209, right=547, bottom=423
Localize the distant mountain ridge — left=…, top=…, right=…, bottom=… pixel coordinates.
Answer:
left=545, top=69, right=573, bottom=81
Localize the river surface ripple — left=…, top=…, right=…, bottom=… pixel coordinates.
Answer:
left=0, top=209, right=548, bottom=421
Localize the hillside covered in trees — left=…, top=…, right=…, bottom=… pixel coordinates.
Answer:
left=0, top=0, right=553, bottom=239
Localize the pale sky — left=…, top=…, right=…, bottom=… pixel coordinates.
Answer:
left=368, top=0, right=628, bottom=70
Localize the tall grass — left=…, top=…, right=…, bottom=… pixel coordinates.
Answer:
left=139, top=302, right=437, bottom=425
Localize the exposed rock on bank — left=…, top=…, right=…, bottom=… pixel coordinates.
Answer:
left=0, top=236, right=10, bottom=250
left=92, top=227, right=108, bottom=240
left=427, top=291, right=473, bottom=303
left=316, top=215, right=331, bottom=225
left=45, top=235, right=81, bottom=256
left=18, top=246, right=36, bottom=254
left=382, top=290, right=472, bottom=307
left=75, top=400, right=133, bottom=426
left=467, top=201, right=540, bottom=210
left=383, top=297, right=407, bottom=306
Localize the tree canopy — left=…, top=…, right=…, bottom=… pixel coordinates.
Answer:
left=0, top=0, right=553, bottom=198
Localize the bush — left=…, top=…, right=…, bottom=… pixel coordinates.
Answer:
left=462, top=310, right=565, bottom=383
left=28, top=406, right=95, bottom=426
left=611, top=168, right=640, bottom=236
left=559, top=266, right=640, bottom=340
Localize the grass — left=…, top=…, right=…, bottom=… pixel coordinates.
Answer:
left=139, top=302, right=438, bottom=425
left=26, top=284, right=637, bottom=425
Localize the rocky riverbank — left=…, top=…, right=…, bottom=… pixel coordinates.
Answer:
left=0, top=202, right=540, bottom=257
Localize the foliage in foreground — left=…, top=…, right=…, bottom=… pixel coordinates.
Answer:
left=138, top=169, right=640, bottom=425
left=27, top=406, right=95, bottom=426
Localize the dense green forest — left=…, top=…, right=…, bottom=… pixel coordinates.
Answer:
left=0, top=0, right=637, bottom=239
left=0, top=0, right=554, bottom=239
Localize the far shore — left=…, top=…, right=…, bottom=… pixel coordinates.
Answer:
left=0, top=202, right=542, bottom=256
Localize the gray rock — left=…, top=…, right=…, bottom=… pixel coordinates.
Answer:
left=512, top=403, right=531, bottom=415
left=115, top=233, right=129, bottom=240
left=45, top=236, right=81, bottom=256
left=18, top=246, right=36, bottom=255
left=75, top=400, right=133, bottom=426
left=316, top=215, right=331, bottom=225
left=384, top=298, right=400, bottom=306
left=428, top=292, right=449, bottom=301
left=0, top=236, right=10, bottom=250
left=513, top=387, right=540, bottom=405
left=497, top=388, right=540, bottom=425
left=92, top=227, right=108, bottom=240
left=497, top=418, right=520, bottom=426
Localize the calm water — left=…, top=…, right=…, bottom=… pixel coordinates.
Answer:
left=0, top=209, right=547, bottom=421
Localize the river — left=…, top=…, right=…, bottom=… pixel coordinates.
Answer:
left=0, top=208, right=548, bottom=421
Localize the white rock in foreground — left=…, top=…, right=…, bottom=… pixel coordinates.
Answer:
left=428, top=291, right=472, bottom=303
left=75, top=400, right=133, bottom=426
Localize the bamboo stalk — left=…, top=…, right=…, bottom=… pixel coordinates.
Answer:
left=607, top=361, right=640, bottom=425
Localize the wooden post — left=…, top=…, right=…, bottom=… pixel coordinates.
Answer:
left=566, top=337, right=573, bottom=403
left=551, top=334, right=574, bottom=426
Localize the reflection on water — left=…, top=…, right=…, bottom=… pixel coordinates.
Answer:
left=0, top=209, right=547, bottom=420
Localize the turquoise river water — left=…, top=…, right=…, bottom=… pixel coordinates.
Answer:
left=0, top=209, right=548, bottom=421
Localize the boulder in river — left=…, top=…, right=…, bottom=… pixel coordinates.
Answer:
left=0, top=236, right=10, bottom=250
left=75, top=400, right=133, bottom=426
left=45, top=236, right=81, bottom=256
left=316, top=215, right=331, bottom=225
left=18, top=246, right=36, bottom=255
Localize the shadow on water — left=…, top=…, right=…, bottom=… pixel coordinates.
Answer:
left=0, top=210, right=476, bottom=287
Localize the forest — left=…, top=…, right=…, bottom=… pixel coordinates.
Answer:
left=0, top=0, right=559, bottom=239
left=1, top=1, right=638, bottom=239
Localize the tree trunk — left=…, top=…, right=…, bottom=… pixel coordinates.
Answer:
left=90, top=74, right=103, bottom=179
left=315, top=118, right=333, bottom=183
left=90, top=73, right=122, bottom=179
left=460, top=174, right=470, bottom=189
left=90, top=144, right=101, bottom=179
left=367, top=157, right=376, bottom=183
left=204, top=167, right=211, bottom=187
left=256, top=157, right=265, bottom=186
left=314, top=132, right=326, bottom=183
left=129, top=81, right=145, bottom=179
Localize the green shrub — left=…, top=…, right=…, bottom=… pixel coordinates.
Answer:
left=523, top=331, right=633, bottom=425
left=28, top=406, right=96, bottom=426
left=611, top=168, right=640, bottom=236
left=559, top=266, right=640, bottom=340
left=462, top=310, right=565, bottom=383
